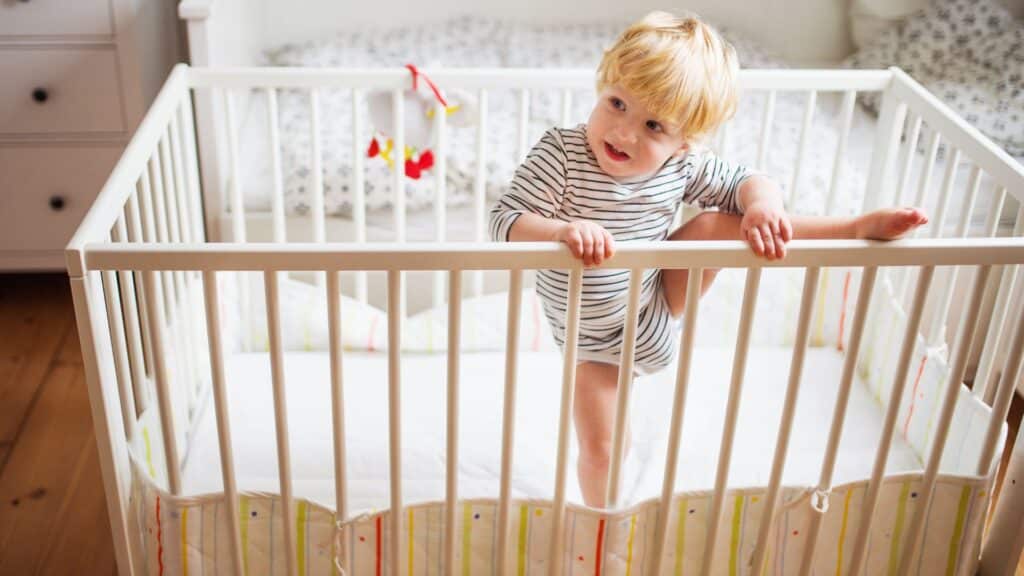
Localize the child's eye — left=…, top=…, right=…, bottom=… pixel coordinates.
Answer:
left=646, top=120, right=663, bottom=133
left=610, top=97, right=625, bottom=111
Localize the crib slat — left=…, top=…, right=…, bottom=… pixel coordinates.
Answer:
left=975, top=198, right=1018, bottom=403
left=756, top=91, right=775, bottom=171
left=169, top=111, right=203, bottom=396
left=650, top=267, right=703, bottom=576
left=223, top=89, right=246, bottom=243
left=100, top=243, right=137, bottom=441
left=798, top=267, right=878, bottom=575
left=159, top=133, right=195, bottom=410
left=201, top=271, right=246, bottom=576
left=847, top=265, right=935, bottom=576
left=326, top=270, right=350, bottom=571
left=179, top=92, right=206, bottom=244
left=606, top=269, right=643, bottom=508
left=928, top=165, right=982, bottom=344
left=148, top=152, right=175, bottom=317
left=496, top=269, right=523, bottom=575
left=862, top=97, right=907, bottom=213
left=930, top=147, right=961, bottom=240
left=826, top=91, right=856, bottom=215
left=895, top=114, right=923, bottom=205
left=393, top=88, right=406, bottom=244
left=898, top=264, right=991, bottom=574
left=897, top=130, right=942, bottom=304
left=310, top=89, right=326, bottom=247
left=517, top=89, right=530, bottom=163
left=434, top=100, right=448, bottom=310
left=445, top=270, right=462, bottom=576
left=141, top=269, right=181, bottom=494
left=263, top=271, right=298, bottom=576
left=547, top=268, right=583, bottom=576
left=750, top=267, right=820, bottom=574
left=977, top=285, right=1024, bottom=469
left=474, top=89, right=489, bottom=299
left=560, top=89, right=572, bottom=128
left=115, top=212, right=149, bottom=417
left=352, top=89, right=368, bottom=303
left=127, top=184, right=156, bottom=382
left=787, top=90, right=816, bottom=207
left=700, top=267, right=762, bottom=576
left=392, top=89, right=407, bottom=320
left=386, top=269, right=403, bottom=574
left=268, top=88, right=286, bottom=243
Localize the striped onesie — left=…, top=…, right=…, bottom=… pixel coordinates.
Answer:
left=489, top=125, right=754, bottom=374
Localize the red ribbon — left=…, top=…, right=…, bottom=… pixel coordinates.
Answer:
left=405, top=63, right=449, bottom=108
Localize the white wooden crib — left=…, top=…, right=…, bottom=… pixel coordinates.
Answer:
left=67, top=57, right=1024, bottom=576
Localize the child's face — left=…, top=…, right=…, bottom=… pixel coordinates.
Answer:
left=586, top=85, right=689, bottom=180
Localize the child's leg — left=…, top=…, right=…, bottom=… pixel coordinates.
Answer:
left=662, top=207, right=928, bottom=317
left=574, top=361, right=631, bottom=508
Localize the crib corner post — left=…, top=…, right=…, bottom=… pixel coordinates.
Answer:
left=69, top=271, right=144, bottom=575
left=862, top=70, right=907, bottom=213
left=979, top=403, right=1024, bottom=574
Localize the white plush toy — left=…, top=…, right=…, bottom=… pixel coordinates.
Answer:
left=366, top=64, right=477, bottom=179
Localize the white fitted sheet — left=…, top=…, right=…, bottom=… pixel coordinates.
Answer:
left=181, top=347, right=922, bottom=514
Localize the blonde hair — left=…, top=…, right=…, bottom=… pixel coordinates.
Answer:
left=597, top=11, right=739, bottom=143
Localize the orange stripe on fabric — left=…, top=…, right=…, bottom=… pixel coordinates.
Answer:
left=156, top=496, right=165, bottom=576
left=595, top=518, right=606, bottom=576
left=376, top=516, right=383, bottom=576
left=837, top=271, right=852, bottom=351
left=903, top=355, right=929, bottom=438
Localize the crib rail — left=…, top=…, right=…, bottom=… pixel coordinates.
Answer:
left=68, top=63, right=1024, bottom=576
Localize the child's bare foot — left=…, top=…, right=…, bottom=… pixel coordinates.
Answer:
left=854, top=207, right=929, bottom=240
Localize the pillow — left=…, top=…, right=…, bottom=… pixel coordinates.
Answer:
left=236, top=273, right=557, bottom=353
left=845, top=0, right=1024, bottom=158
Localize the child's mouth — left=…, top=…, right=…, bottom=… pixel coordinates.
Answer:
left=604, top=141, right=630, bottom=161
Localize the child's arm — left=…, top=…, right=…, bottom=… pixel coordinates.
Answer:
left=737, top=174, right=793, bottom=259
left=490, top=128, right=614, bottom=267
left=508, top=214, right=615, bottom=267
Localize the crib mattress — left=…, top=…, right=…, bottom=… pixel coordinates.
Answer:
left=180, top=346, right=921, bottom=514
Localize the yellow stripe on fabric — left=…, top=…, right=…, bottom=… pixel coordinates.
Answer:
left=675, top=499, right=687, bottom=576
left=836, top=488, right=854, bottom=576
left=518, top=505, right=528, bottom=576
left=408, top=508, right=415, bottom=576
left=181, top=507, right=189, bottom=576
left=887, top=482, right=911, bottom=575
left=142, top=427, right=156, bottom=479
left=730, top=496, right=744, bottom=576
left=297, top=501, right=308, bottom=576
left=462, top=503, right=472, bottom=576
left=626, top=514, right=637, bottom=576
left=945, top=486, right=972, bottom=576
left=240, top=496, right=250, bottom=576
left=813, top=269, right=830, bottom=346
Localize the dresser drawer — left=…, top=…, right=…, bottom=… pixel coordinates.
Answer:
left=0, top=146, right=122, bottom=254
left=0, top=0, right=112, bottom=37
left=0, top=47, right=125, bottom=135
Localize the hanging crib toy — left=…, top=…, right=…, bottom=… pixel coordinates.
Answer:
left=366, top=64, right=476, bottom=179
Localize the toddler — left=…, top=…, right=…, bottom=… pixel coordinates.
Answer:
left=488, top=11, right=927, bottom=508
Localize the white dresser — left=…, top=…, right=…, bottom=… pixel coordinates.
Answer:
left=0, top=0, right=180, bottom=270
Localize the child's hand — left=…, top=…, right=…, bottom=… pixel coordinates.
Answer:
left=555, top=220, right=616, bottom=267
left=740, top=201, right=792, bottom=260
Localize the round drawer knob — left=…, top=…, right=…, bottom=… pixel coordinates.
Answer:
left=49, top=196, right=66, bottom=211
left=32, top=88, right=49, bottom=103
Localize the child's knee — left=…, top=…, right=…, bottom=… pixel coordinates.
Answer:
left=669, top=211, right=732, bottom=241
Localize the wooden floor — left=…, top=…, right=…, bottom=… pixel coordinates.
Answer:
left=0, top=273, right=1020, bottom=575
